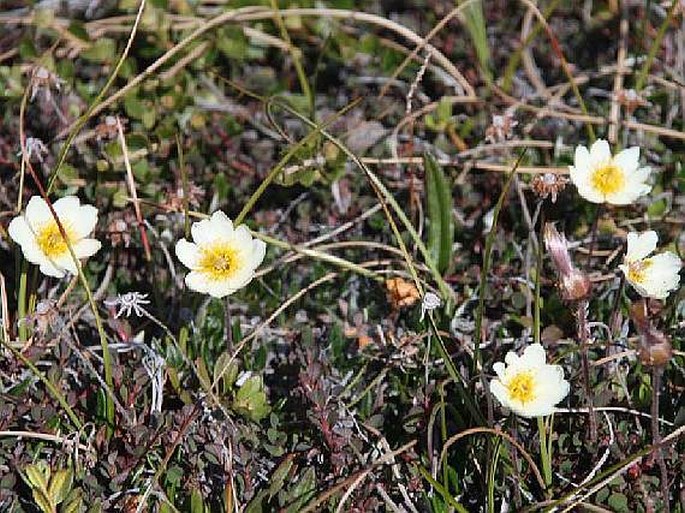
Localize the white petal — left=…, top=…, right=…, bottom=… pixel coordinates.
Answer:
left=625, top=231, right=657, bottom=263
left=73, top=238, right=101, bottom=259
left=53, top=196, right=81, bottom=218
left=612, top=146, right=640, bottom=173
left=71, top=205, right=99, bottom=239
left=191, top=218, right=216, bottom=246
left=185, top=271, right=212, bottom=294
left=605, top=189, right=638, bottom=205
left=504, top=350, right=520, bottom=368
left=210, top=211, right=234, bottom=237
left=206, top=279, right=238, bottom=298
left=175, top=239, right=200, bottom=269
left=641, top=253, right=682, bottom=298
left=516, top=400, right=556, bottom=418
left=489, top=380, right=509, bottom=409
left=625, top=276, right=651, bottom=298
left=649, top=251, right=682, bottom=271
left=571, top=172, right=604, bottom=203
left=52, top=252, right=79, bottom=275
left=39, top=260, right=67, bottom=278
left=535, top=366, right=570, bottom=404
left=25, top=196, right=52, bottom=225
left=573, top=145, right=590, bottom=172
left=232, top=225, right=252, bottom=247
left=589, top=139, right=611, bottom=163
left=19, top=239, right=50, bottom=269
left=8, top=216, right=35, bottom=247
left=520, top=343, right=546, bottom=369
left=224, top=268, right=255, bottom=291
left=493, top=362, right=506, bottom=379
left=632, top=165, right=651, bottom=183
left=250, top=239, right=266, bottom=268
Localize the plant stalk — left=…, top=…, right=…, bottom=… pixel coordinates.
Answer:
left=577, top=299, right=597, bottom=442
left=652, top=366, right=670, bottom=513
left=537, top=415, right=552, bottom=488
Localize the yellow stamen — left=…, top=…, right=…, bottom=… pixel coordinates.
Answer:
left=36, top=222, right=72, bottom=258
left=590, top=161, right=625, bottom=196
left=627, top=259, right=652, bottom=284
left=198, top=243, right=242, bottom=281
left=507, top=371, right=536, bottom=404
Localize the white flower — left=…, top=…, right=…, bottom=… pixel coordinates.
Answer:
left=490, top=344, right=570, bottom=418
left=175, top=211, right=266, bottom=298
left=8, top=196, right=101, bottom=278
left=569, top=139, right=651, bottom=205
left=618, top=231, right=681, bottom=299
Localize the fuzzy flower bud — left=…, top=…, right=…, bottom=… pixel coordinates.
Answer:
left=630, top=300, right=672, bottom=367
left=543, top=223, right=591, bottom=301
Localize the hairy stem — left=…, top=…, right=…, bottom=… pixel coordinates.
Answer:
left=577, top=299, right=597, bottom=442
left=652, top=367, right=670, bottom=513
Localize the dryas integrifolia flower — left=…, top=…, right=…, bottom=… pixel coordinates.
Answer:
left=569, top=139, right=651, bottom=205
left=9, top=196, right=101, bottom=278
left=618, top=231, right=681, bottom=300
left=543, top=223, right=591, bottom=301
left=490, top=343, right=570, bottom=418
left=175, top=211, right=266, bottom=298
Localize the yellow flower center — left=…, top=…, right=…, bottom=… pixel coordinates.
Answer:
left=627, top=259, right=652, bottom=284
left=198, top=243, right=242, bottom=281
left=590, top=161, right=625, bottom=196
left=507, top=371, right=536, bottom=404
left=36, top=222, right=73, bottom=258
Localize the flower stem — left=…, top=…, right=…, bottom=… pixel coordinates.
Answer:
left=577, top=299, right=597, bottom=442
left=585, top=203, right=603, bottom=269
left=537, top=415, right=552, bottom=488
left=17, top=263, right=28, bottom=342
left=652, top=367, right=671, bottom=513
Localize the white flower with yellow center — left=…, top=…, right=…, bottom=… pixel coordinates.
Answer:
left=175, top=211, right=266, bottom=298
left=490, top=344, right=570, bottom=418
left=569, top=139, right=651, bottom=205
left=618, top=231, right=681, bottom=299
left=8, top=196, right=101, bottom=278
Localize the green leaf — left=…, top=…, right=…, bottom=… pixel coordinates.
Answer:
left=608, top=492, right=629, bottom=512
left=286, top=467, right=316, bottom=513
left=245, top=489, right=269, bottom=513
left=32, top=488, right=54, bottom=513
left=61, top=488, right=83, bottom=513
left=23, top=462, right=50, bottom=492
left=424, top=152, right=454, bottom=274
left=47, top=468, right=73, bottom=505
left=268, top=454, right=295, bottom=499
left=190, top=488, right=205, bottom=513
left=232, top=376, right=270, bottom=421
left=460, top=0, right=492, bottom=83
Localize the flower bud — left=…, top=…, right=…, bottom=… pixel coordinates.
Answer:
left=561, top=269, right=593, bottom=302
left=630, top=300, right=673, bottom=367
left=544, top=223, right=592, bottom=301
left=638, top=334, right=673, bottom=367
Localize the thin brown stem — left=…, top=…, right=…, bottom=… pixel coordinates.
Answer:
left=577, top=300, right=597, bottom=443
left=585, top=204, right=603, bottom=269
left=608, top=274, right=625, bottom=339
left=652, top=367, right=670, bottom=513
